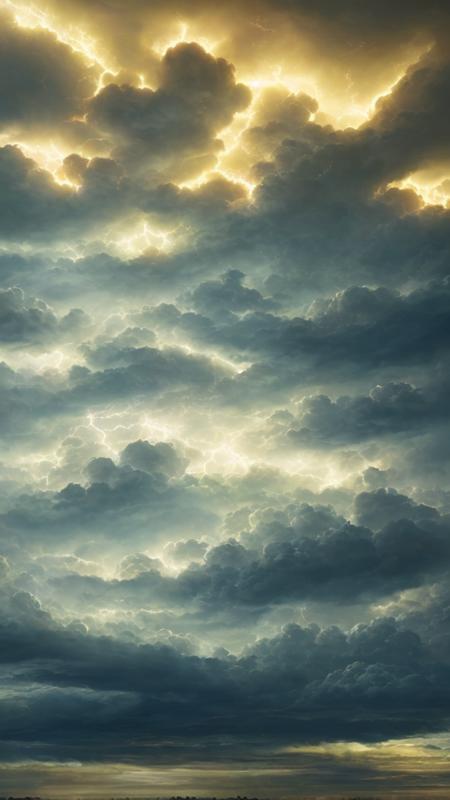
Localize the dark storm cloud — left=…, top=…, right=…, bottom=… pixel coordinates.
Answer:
left=354, top=488, right=441, bottom=530
left=0, top=440, right=218, bottom=550
left=183, top=269, right=277, bottom=318
left=0, top=146, right=76, bottom=238
left=0, top=146, right=131, bottom=241
left=33, top=0, right=450, bottom=105
left=0, top=361, right=66, bottom=442
left=0, top=148, right=247, bottom=247
left=368, top=50, right=450, bottom=177
left=138, top=280, right=450, bottom=405
left=41, top=488, right=450, bottom=611
left=151, top=47, right=450, bottom=295
left=254, top=48, right=450, bottom=207
left=265, top=377, right=450, bottom=449
left=88, top=43, right=251, bottom=180
left=2, top=0, right=450, bottom=790
left=0, top=286, right=89, bottom=344
left=1, top=592, right=450, bottom=762
left=0, top=34, right=440, bottom=266
left=0, top=250, right=186, bottom=305
left=3, top=186, right=450, bottom=303
left=0, top=444, right=351, bottom=560
left=1, top=0, right=449, bottom=279
left=402, top=430, right=450, bottom=488
left=190, top=49, right=450, bottom=294
left=239, top=88, right=319, bottom=162
left=0, top=11, right=97, bottom=130
left=387, top=580, right=450, bottom=657
left=120, top=439, right=188, bottom=477
left=69, top=338, right=227, bottom=406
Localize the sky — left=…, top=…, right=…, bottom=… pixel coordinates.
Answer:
left=1, top=0, right=450, bottom=797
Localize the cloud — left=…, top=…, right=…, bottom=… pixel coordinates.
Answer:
left=38, top=489, right=450, bottom=612
left=354, top=488, right=440, bottom=530
left=165, top=281, right=450, bottom=362
left=0, top=286, right=89, bottom=344
left=1, top=0, right=450, bottom=791
left=184, top=268, right=277, bottom=318
left=1, top=593, right=450, bottom=765
left=0, top=146, right=131, bottom=242
left=164, top=538, right=209, bottom=564
left=0, top=439, right=219, bottom=555
left=88, top=43, right=251, bottom=181
left=120, top=439, right=188, bottom=477
left=136, top=280, right=450, bottom=406
left=117, top=552, right=164, bottom=579
left=264, top=377, right=450, bottom=449
left=0, top=11, right=97, bottom=131
left=0, top=330, right=232, bottom=443
left=69, top=338, right=227, bottom=406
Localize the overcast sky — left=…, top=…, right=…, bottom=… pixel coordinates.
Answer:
left=1, top=1, right=450, bottom=797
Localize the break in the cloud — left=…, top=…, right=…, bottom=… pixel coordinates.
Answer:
left=1, top=1, right=450, bottom=798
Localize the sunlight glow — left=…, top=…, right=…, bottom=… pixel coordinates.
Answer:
left=201, top=441, right=253, bottom=474
left=285, top=736, right=450, bottom=774
left=0, top=136, right=82, bottom=189
left=107, top=220, right=175, bottom=258
left=15, top=349, right=71, bottom=374
left=2, top=0, right=117, bottom=75
left=152, top=20, right=221, bottom=57
left=179, top=167, right=256, bottom=197
left=339, top=73, right=407, bottom=127
left=237, top=66, right=412, bottom=129
left=391, top=175, right=450, bottom=207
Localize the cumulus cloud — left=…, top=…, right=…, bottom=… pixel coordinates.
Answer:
left=1, top=593, right=450, bottom=767
left=120, top=439, right=188, bottom=477
left=0, top=439, right=221, bottom=558
left=0, top=11, right=97, bottom=131
left=33, top=489, right=450, bottom=614
left=262, top=377, right=450, bottom=449
left=88, top=43, right=251, bottom=181
left=164, top=538, right=209, bottom=564
left=0, top=146, right=131, bottom=241
left=0, top=286, right=89, bottom=344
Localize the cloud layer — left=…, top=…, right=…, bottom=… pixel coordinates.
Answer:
left=1, top=1, right=450, bottom=797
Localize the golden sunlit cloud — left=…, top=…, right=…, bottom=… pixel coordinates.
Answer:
left=152, top=20, right=222, bottom=58
left=286, top=736, right=450, bottom=777
left=341, top=74, right=409, bottom=128
left=391, top=174, right=450, bottom=207
left=244, top=69, right=319, bottom=102
left=0, top=134, right=82, bottom=189
left=179, top=167, right=256, bottom=197
left=1, top=0, right=116, bottom=74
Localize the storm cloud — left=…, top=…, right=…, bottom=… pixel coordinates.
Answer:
left=1, top=1, right=450, bottom=797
